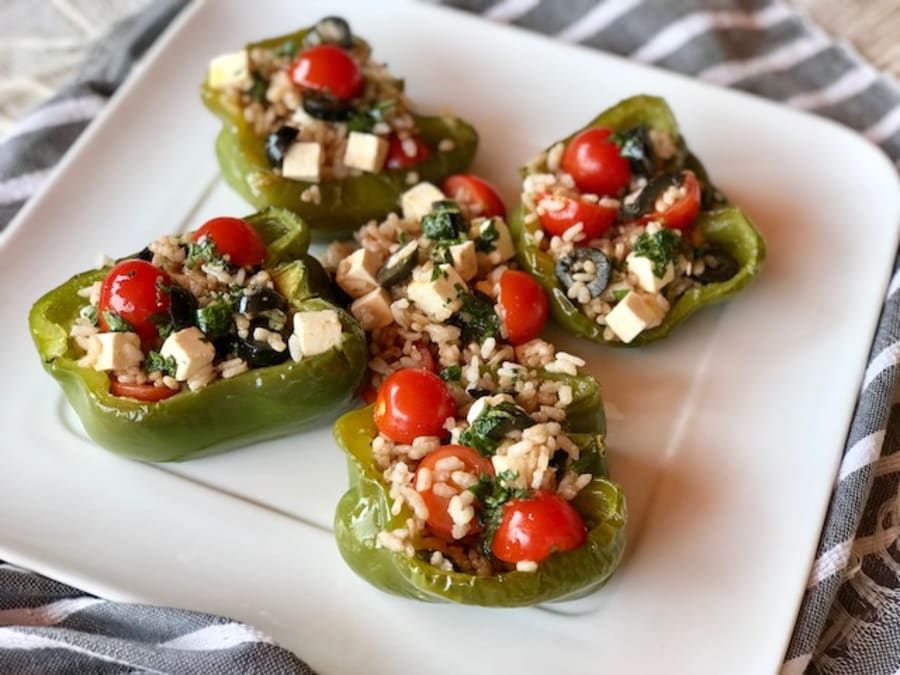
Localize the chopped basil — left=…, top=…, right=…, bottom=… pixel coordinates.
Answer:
left=79, top=304, right=98, bottom=326
left=421, top=200, right=465, bottom=241
left=475, top=219, right=499, bottom=253
left=449, top=290, right=500, bottom=344
left=632, top=228, right=682, bottom=278
left=460, top=401, right=534, bottom=457
left=185, top=237, right=225, bottom=269
left=196, top=301, right=234, bottom=338
left=144, top=351, right=177, bottom=377
left=101, top=310, right=134, bottom=333
left=439, top=365, right=462, bottom=382
left=346, top=99, right=396, bottom=133
left=469, top=470, right=528, bottom=556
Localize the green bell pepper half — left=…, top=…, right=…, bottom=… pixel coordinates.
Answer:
left=201, top=26, right=478, bottom=239
left=508, top=95, right=766, bottom=346
left=28, top=208, right=368, bottom=462
left=333, top=370, right=627, bottom=606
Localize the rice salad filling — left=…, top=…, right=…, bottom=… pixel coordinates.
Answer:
left=206, top=16, right=457, bottom=193
left=325, top=178, right=601, bottom=575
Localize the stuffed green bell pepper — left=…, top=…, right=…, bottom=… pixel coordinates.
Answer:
left=201, top=16, right=478, bottom=238
left=29, top=208, right=368, bottom=462
left=508, top=94, right=765, bottom=346
left=333, top=361, right=626, bottom=606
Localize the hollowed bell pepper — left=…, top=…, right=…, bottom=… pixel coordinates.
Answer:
left=201, top=25, right=479, bottom=239
left=29, top=208, right=368, bottom=462
left=333, top=370, right=627, bottom=606
left=508, top=95, right=766, bottom=346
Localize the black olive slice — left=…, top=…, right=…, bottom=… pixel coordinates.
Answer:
left=556, top=248, right=611, bottom=299
left=232, top=318, right=291, bottom=368
left=376, top=240, right=418, bottom=288
left=265, top=125, right=300, bottom=167
left=694, top=250, right=739, bottom=284
left=620, top=174, right=680, bottom=222
left=237, top=288, right=288, bottom=315
left=136, top=247, right=154, bottom=262
left=169, top=286, right=198, bottom=331
left=301, top=92, right=354, bottom=121
left=303, top=16, right=354, bottom=49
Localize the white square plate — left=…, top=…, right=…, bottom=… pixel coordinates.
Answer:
left=2, top=1, right=899, bottom=673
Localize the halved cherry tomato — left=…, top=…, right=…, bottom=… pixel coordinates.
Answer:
left=98, top=260, right=172, bottom=345
left=109, top=380, right=179, bottom=402
left=641, top=171, right=702, bottom=231
left=373, top=368, right=456, bottom=444
left=289, top=45, right=363, bottom=100
left=192, top=216, right=266, bottom=267
left=491, top=491, right=587, bottom=563
left=386, top=133, right=431, bottom=169
left=537, top=194, right=618, bottom=240
left=361, top=381, right=378, bottom=405
left=442, top=174, right=506, bottom=219
left=497, top=270, right=548, bottom=345
left=414, top=444, right=494, bottom=540
left=561, top=127, right=631, bottom=197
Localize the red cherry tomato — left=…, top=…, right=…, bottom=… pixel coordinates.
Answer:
left=537, top=194, right=618, bottom=240
left=361, top=381, right=378, bottom=405
left=98, top=260, right=172, bottom=345
left=374, top=369, right=457, bottom=444
left=641, top=171, right=702, bottom=231
left=561, top=127, right=631, bottom=197
left=497, top=270, right=548, bottom=345
left=386, top=134, right=431, bottom=169
left=192, top=217, right=266, bottom=267
left=414, top=444, right=494, bottom=540
left=442, top=174, right=506, bottom=219
left=289, top=45, right=363, bottom=100
left=492, top=491, right=587, bottom=563
left=109, top=380, right=179, bottom=402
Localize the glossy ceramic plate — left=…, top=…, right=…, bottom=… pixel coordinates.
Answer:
left=2, top=1, right=898, bottom=673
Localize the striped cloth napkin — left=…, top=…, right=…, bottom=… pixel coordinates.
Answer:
left=1, top=1, right=898, bottom=674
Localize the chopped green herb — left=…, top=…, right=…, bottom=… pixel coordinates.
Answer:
left=610, top=125, right=655, bottom=176
left=196, top=301, right=234, bottom=338
left=421, top=200, right=465, bottom=241
left=79, top=304, right=98, bottom=326
left=449, top=290, right=500, bottom=344
left=248, top=73, right=268, bottom=103
left=430, top=244, right=454, bottom=268
left=632, top=228, right=682, bottom=277
left=101, top=310, right=134, bottom=333
left=475, top=219, right=499, bottom=253
left=439, top=365, right=462, bottom=382
left=277, top=40, right=296, bottom=58
left=469, top=470, right=528, bottom=556
left=144, top=351, right=177, bottom=377
left=156, top=322, right=174, bottom=339
left=612, top=289, right=628, bottom=302
left=185, top=237, right=225, bottom=269
left=460, top=401, right=534, bottom=457
left=347, top=99, right=396, bottom=133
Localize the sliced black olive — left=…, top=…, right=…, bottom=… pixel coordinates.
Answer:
left=475, top=401, right=535, bottom=440
left=265, top=125, right=299, bottom=167
left=694, top=250, right=739, bottom=284
left=302, top=16, right=354, bottom=49
left=136, top=247, right=154, bottom=262
left=237, top=288, right=288, bottom=315
left=421, top=200, right=466, bottom=241
left=232, top=318, right=291, bottom=368
left=376, top=240, right=418, bottom=288
left=556, top=248, right=611, bottom=298
left=615, top=125, right=655, bottom=177
left=619, top=174, right=679, bottom=222
left=466, top=387, right=517, bottom=400
left=301, top=91, right=354, bottom=121
left=169, top=286, right=198, bottom=331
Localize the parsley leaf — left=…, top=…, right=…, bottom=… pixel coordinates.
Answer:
left=632, top=229, right=682, bottom=277
left=196, top=300, right=234, bottom=339
left=144, top=351, right=177, bottom=377
left=79, top=304, right=98, bottom=326
left=101, top=310, right=134, bottom=333
left=185, top=237, right=226, bottom=269
left=346, top=99, right=396, bottom=133
left=439, top=365, right=462, bottom=382
left=421, top=200, right=465, bottom=241
left=448, top=290, right=500, bottom=344
left=459, top=401, right=534, bottom=457
left=469, top=470, right=529, bottom=556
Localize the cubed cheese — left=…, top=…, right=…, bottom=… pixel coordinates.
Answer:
left=160, top=327, right=215, bottom=381
left=290, top=310, right=342, bottom=361
left=476, top=218, right=515, bottom=263
left=343, top=131, right=389, bottom=173
left=351, top=288, right=393, bottom=330
left=407, top=264, right=465, bottom=321
left=91, top=332, right=143, bottom=371
left=282, top=141, right=322, bottom=182
left=605, top=291, right=667, bottom=344
left=336, top=248, right=382, bottom=298
left=401, top=182, right=445, bottom=222
left=626, top=253, right=674, bottom=293
left=207, top=51, right=252, bottom=90
left=491, top=454, right=533, bottom=490
left=449, top=240, right=478, bottom=282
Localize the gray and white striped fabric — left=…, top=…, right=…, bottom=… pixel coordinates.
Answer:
left=1, top=1, right=898, bottom=674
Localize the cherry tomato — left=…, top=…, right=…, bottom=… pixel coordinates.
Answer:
left=537, top=194, right=618, bottom=240
left=641, top=171, right=702, bottom=231
left=192, top=216, right=266, bottom=267
left=413, top=342, right=437, bottom=373
left=442, top=174, right=506, bottom=219
left=373, top=368, right=457, bottom=444
left=361, top=381, right=378, bottom=405
left=414, top=444, right=494, bottom=540
left=385, top=134, right=431, bottom=169
left=497, top=270, right=548, bottom=345
left=561, top=127, right=631, bottom=197
left=492, top=491, right=587, bottom=563
left=98, top=260, right=172, bottom=345
left=109, top=380, right=179, bottom=402
left=289, top=45, right=362, bottom=100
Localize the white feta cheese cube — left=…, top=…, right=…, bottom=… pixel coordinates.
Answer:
left=475, top=218, right=515, bottom=263
left=290, top=310, right=342, bottom=361
left=282, top=141, right=322, bottom=182
left=336, top=248, right=382, bottom=299
left=160, top=327, right=215, bottom=381
left=401, top=182, right=445, bottom=222
left=449, top=240, right=478, bottom=282
left=406, top=264, right=465, bottom=321
left=491, top=454, right=532, bottom=490
left=91, top=332, right=143, bottom=371
left=626, top=253, right=674, bottom=293
left=351, top=288, right=394, bottom=330
left=207, top=51, right=252, bottom=90
left=343, top=131, right=389, bottom=173
left=605, top=291, right=667, bottom=344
